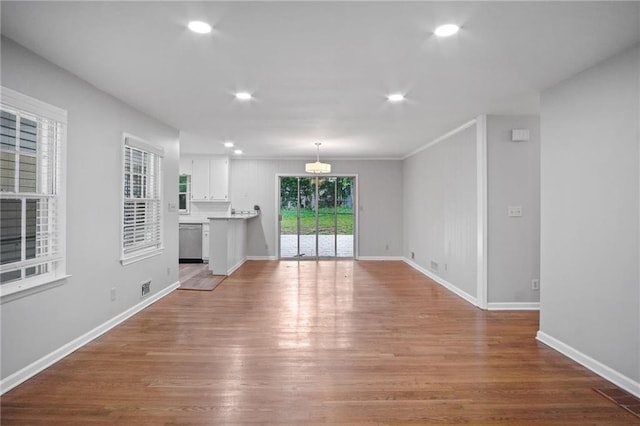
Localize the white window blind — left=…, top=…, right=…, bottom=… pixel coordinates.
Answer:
left=0, top=88, right=65, bottom=291
left=122, top=135, right=163, bottom=263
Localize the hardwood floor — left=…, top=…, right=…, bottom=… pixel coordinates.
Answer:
left=1, top=261, right=635, bottom=424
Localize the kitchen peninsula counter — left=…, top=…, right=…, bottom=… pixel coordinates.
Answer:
left=208, top=212, right=260, bottom=220
left=208, top=212, right=259, bottom=275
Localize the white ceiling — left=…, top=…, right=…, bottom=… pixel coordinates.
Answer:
left=2, top=1, right=639, bottom=158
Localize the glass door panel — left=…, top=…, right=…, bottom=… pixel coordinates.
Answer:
left=298, top=177, right=316, bottom=257
left=336, top=177, right=354, bottom=257
left=279, top=176, right=299, bottom=258
left=279, top=175, right=355, bottom=259
left=317, top=177, right=336, bottom=257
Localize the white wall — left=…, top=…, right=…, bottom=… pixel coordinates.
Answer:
left=487, top=115, right=540, bottom=305
left=0, top=38, right=180, bottom=380
left=403, top=124, right=478, bottom=299
left=539, top=45, right=640, bottom=387
left=229, top=159, right=403, bottom=258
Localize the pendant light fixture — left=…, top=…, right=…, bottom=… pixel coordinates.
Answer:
left=305, top=142, right=331, bottom=174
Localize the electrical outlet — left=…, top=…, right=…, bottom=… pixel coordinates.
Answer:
left=167, top=267, right=171, bottom=276
left=110, top=287, right=116, bottom=301
left=444, top=263, right=448, bottom=271
left=531, top=279, right=540, bottom=291
left=430, top=260, right=439, bottom=271
left=385, top=243, right=389, bottom=251
left=508, top=206, right=523, bottom=217
left=411, top=251, right=415, bottom=260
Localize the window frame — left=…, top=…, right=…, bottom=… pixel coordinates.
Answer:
left=178, top=174, right=191, bottom=214
left=0, top=86, right=68, bottom=299
left=120, top=133, right=164, bottom=266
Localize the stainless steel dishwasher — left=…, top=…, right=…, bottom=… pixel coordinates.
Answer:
left=179, top=223, right=203, bottom=262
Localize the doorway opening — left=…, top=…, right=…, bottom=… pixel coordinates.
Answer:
left=278, top=175, right=356, bottom=259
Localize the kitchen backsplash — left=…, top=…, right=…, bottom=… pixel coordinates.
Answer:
left=182, top=201, right=231, bottom=220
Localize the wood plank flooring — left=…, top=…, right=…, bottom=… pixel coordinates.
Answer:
left=1, top=261, right=635, bottom=425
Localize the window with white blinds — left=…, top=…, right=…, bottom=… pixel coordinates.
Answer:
left=0, top=87, right=66, bottom=294
left=121, top=135, right=163, bottom=264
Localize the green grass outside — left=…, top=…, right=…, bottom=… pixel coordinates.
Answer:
left=280, top=207, right=353, bottom=235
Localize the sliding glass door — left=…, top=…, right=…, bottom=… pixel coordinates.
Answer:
left=279, top=176, right=355, bottom=259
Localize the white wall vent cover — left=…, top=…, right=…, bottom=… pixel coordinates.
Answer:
left=141, top=280, right=151, bottom=297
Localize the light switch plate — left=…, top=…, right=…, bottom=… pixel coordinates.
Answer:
left=511, top=129, right=530, bottom=141
left=508, top=206, right=523, bottom=217
left=168, top=202, right=177, bottom=212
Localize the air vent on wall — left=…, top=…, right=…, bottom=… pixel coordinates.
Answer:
left=141, top=280, right=151, bottom=297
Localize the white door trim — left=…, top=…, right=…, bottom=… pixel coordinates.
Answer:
left=476, top=115, right=488, bottom=309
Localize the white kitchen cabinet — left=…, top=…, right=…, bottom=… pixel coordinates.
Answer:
left=202, top=223, right=210, bottom=261
left=191, top=157, right=211, bottom=200
left=209, top=157, right=229, bottom=201
left=188, top=156, right=229, bottom=201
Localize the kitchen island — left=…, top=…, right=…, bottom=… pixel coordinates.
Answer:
left=208, top=212, right=259, bottom=275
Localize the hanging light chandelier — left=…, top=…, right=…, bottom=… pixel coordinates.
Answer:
left=305, top=142, right=331, bottom=174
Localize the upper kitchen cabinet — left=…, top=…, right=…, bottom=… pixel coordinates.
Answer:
left=208, top=156, right=229, bottom=201
left=185, top=155, right=229, bottom=202
left=191, top=157, right=210, bottom=200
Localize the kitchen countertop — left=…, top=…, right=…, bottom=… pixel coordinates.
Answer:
left=208, top=212, right=259, bottom=220
left=180, top=212, right=259, bottom=224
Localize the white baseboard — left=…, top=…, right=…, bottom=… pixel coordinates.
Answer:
left=227, top=257, right=247, bottom=275
left=536, top=330, right=640, bottom=398
left=246, top=256, right=277, bottom=261
left=357, top=256, right=404, bottom=261
left=0, top=281, right=180, bottom=395
left=487, top=302, right=540, bottom=311
left=403, top=258, right=479, bottom=308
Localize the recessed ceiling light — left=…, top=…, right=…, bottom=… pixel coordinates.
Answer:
left=223, top=141, right=234, bottom=148
left=188, top=21, right=212, bottom=34
left=233, top=149, right=243, bottom=155
left=434, top=24, right=460, bottom=37
left=387, top=93, right=405, bottom=102
left=235, top=92, right=252, bottom=101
